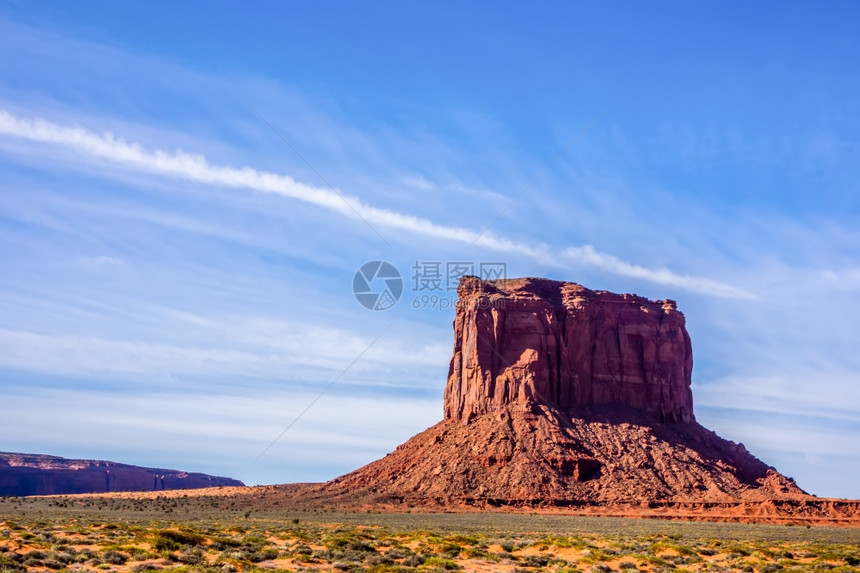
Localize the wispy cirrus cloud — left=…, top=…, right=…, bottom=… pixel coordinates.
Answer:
left=562, top=245, right=754, bottom=298
left=0, top=319, right=449, bottom=387
left=0, top=109, right=751, bottom=298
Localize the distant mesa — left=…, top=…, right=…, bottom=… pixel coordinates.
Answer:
left=291, top=276, right=860, bottom=522
left=0, top=452, right=244, bottom=496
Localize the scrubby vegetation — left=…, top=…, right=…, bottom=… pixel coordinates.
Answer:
left=0, top=493, right=858, bottom=572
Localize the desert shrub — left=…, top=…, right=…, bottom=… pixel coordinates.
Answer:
left=152, top=536, right=179, bottom=552
left=9, top=553, right=25, bottom=565
left=37, top=532, right=57, bottom=543
left=650, top=541, right=696, bottom=556
left=211, top=537, right=242, bottom=550
left=152, top=529, right=204, bottom=549
left=368, top=555, right=394, bottom=566
left=242, top=535, right=266, bottom=546
left=759, top=548, right=776, bottom=559
left=462, top=546, right=490, bottom=559
left=0, top=553, right=26, bottom=573
left=261, top=548, right=279, bottom=560
left=725, top=545, right=752, bottom=557
left=524, top=554, right=551, bottom=567
left=24, top=550, right=47, bottom=561
left=349, top=540, right=377, bottom=553
left=386, top=548, right=414, bottom=560
left=636, top=553, right=666, bottom=566
left=313, top=549, right=336, bottom=560
left=403, top=554, right=425, bottom=567
left=42, top=558, right=65, bottom=569
left=500, top=541, right=516, bottom=553
left=130, top=548, right=156, bottom=561
left=446, top=534, right=479, bottom=546
left=132, top=564, right=162, bottom=573
left=580, top=549, right=612, bottom=564
left=243, top=551, right=269, bottom=563
left=75, top=549, right=97, bottom=562
left=423, top=556, right=461, bottom=570
left=177, top=549, right=204, bottom=564
left=102, top=550, right=128, bottom=565
left=340, top=549, right=369, bottom=562
left=52, top=551, right=75, bottom=564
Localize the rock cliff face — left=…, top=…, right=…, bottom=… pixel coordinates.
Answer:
left=445, top=277, right=694, bottom=424
left=0, top=452, right=244, bottom=496
left=312, top=276, right=811, bottom=509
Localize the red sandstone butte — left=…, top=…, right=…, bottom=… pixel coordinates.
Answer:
left=298, top=276, right=860, bottom=523
left=445, top=276, right=694, bottom=424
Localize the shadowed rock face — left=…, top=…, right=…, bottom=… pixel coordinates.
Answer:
left=0, top=452, right=244, bottom=496
left=445, top=276, right=694, bottom=424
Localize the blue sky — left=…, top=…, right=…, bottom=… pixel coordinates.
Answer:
left=1, top=2, right=859, bottom=498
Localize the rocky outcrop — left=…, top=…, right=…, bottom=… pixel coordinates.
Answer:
left=310, top=275, right=815, bottom=511
left=0, top=452, right=244, bottom=496
left=320, top=402, right=805, bottom=506
left=445, top=276, right=694, bottom=423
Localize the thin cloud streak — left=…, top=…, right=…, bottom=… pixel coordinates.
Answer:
left=0, top=110, right=750, bottom=298
left=695, top=374, right=860, bottom=424
left=0, top=323, right=448, bottom=384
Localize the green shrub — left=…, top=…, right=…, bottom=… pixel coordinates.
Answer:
left=462, top=547, right=490, bottom=559
left=153, top=529, right=204, bottom=548
left=423, top=556, right=461, bottom=570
